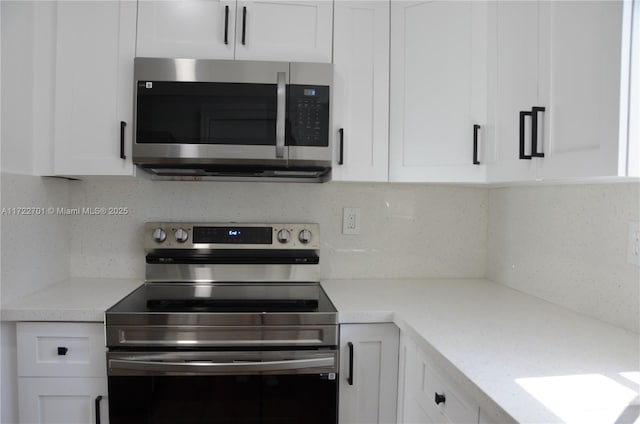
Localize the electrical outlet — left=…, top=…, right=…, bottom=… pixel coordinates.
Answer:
left=342, top=208, right=360, bottom=235
left=628, top=221, right=640, bottom=266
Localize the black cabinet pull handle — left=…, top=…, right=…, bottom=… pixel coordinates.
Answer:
left=338, top=128, right=344, bottom=165
left=242, top=7, right=247, bottom=45
left=531, top=106, right=545, bottom=157
left=57, top=346, right=68, bottom=356
left=119, top=121, right=126, bottom=160
left=435, top=392, right=446, bottom=405
left=224, top=5, right=229, bottom=45
left=519, top=111, right=532, bottom=160
left=95, top=395, right=103, bottom=424
left=347, top=341, right=354, bottom=386
left=473, top=124, right=480, bottom=165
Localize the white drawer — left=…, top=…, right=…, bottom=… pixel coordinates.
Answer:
left=415, top=348, right=479, bottom=424
left=17, top=322, right=106, bottom=378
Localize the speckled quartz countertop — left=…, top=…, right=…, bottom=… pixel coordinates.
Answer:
left=2, top=277, right=638, bottom=423
left=321, top=279, right=640, bottom=424
left=1, top=278, right=142, bottom=322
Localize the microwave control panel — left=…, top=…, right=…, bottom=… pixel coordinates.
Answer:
left=286, top=85, right=330, bottom=147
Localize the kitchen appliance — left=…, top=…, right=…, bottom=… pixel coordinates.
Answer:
left=132, top=58, right=333, bottom=182
left=105, top=223, right=338, bottom=424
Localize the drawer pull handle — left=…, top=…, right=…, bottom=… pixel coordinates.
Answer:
left=519, top=111, right=532, bottom=160
left=95, top=395, right=103, bottom=424
left=435, top=392, right=446, bottom=405
left=57, top=346, right=68, bottom=356
left=120, top=121, right=127, bottom=160
left=338, top=128, right=344, bottom=165
left=473, top=124, right=481, bottom=165
left=531, top=106, right=545, bottom=157
left=347, top=341, right=354, bottom=386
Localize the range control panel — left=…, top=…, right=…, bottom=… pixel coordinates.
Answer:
left=145, top=223, right=320, bottom=251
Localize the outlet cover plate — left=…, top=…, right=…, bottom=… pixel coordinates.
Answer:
left=342, top=208, right=360, bottom=235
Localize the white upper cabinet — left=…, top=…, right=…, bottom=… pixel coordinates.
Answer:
left=537, top=0, right=631, bottom=180
left=331, top=0, right=390, bottom=182
left=389, top=0, right=487, bottom=183
left=136, top=0, right=236, bottom=59
left=486, top=0, right=539, bottom=182
left=235, top=1, right=333, bottom=62
left=53, top=1, right=136, bottom=176
left=487, top=0, right=636, bottom=182
left=136, top=0, right=333, bottom=63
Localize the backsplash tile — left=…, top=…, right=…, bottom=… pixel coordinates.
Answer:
left=0, top=173, right=71, bottom=304
left=487, top=182, right=640, bottom=332
left=68, top=179, right=489, bottom=280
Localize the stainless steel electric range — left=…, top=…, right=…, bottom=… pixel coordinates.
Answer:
left=105, top=223, right=338, bottom=424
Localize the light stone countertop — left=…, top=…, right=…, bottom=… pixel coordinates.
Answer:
left=1, top=278, right=142, bottom=322
left=2, top=277, right=638, bottom=423
left=321, top=278, right=640, bottom=424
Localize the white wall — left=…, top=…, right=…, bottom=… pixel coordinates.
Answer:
left=68, top=178, right=489, bottom=280
left=487, top=182, right=640, bottom=333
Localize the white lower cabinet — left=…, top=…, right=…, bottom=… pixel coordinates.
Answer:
left=339, top=323, right=400, bottom=424
left=398, top=332, right=479, bottom=424
left=18, top=378, right=109, bottom=424
left=16, top=322, right=109, bottom=424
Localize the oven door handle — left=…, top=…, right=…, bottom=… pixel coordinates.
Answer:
left=109, top=356, right=335, bottom=375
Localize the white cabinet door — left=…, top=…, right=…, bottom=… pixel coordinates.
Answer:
left=488, top=0, right=634, bottom=182
left=486, top=0, right=539, bottom=182
left=17, top=323, right=109, bottom=424
left=389, top=0, right=487, bottom=183
left=136, top=0, right=236, bottom=59
left=339, top=323, right=399, bottom=424
left=398, top=333, right=430, bottom=424
left=234, top=1, right=333, bottom=62
left=398, top=332, right=480, bottom=424
left=19, top=378, right=109, bottom=424
left=537, top=0, right=628, bottom=179
left=53, top=1, right=135, bottom=176
left=332, top=0, right=389, bottom=182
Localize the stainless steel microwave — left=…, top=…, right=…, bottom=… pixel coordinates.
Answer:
left=132, top=58, right=333, bottom=182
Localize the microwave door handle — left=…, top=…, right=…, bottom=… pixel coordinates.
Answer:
left=276, top=71, right=286, bottom=159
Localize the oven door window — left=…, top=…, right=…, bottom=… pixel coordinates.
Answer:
left=136, top=82, right=277, bottom=146
left=108, top=374, right=337, bottom=424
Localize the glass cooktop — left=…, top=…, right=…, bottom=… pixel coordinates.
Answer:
left=106, top=282, right=336, bottom=315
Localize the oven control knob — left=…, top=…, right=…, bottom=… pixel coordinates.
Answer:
left=298, top=229, right=312, bottom=244
left=174, top=228, right=189, bottom=243
left=277, top=229, right=291, bottom=244
left=152, top=228, right=167, bottom=243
